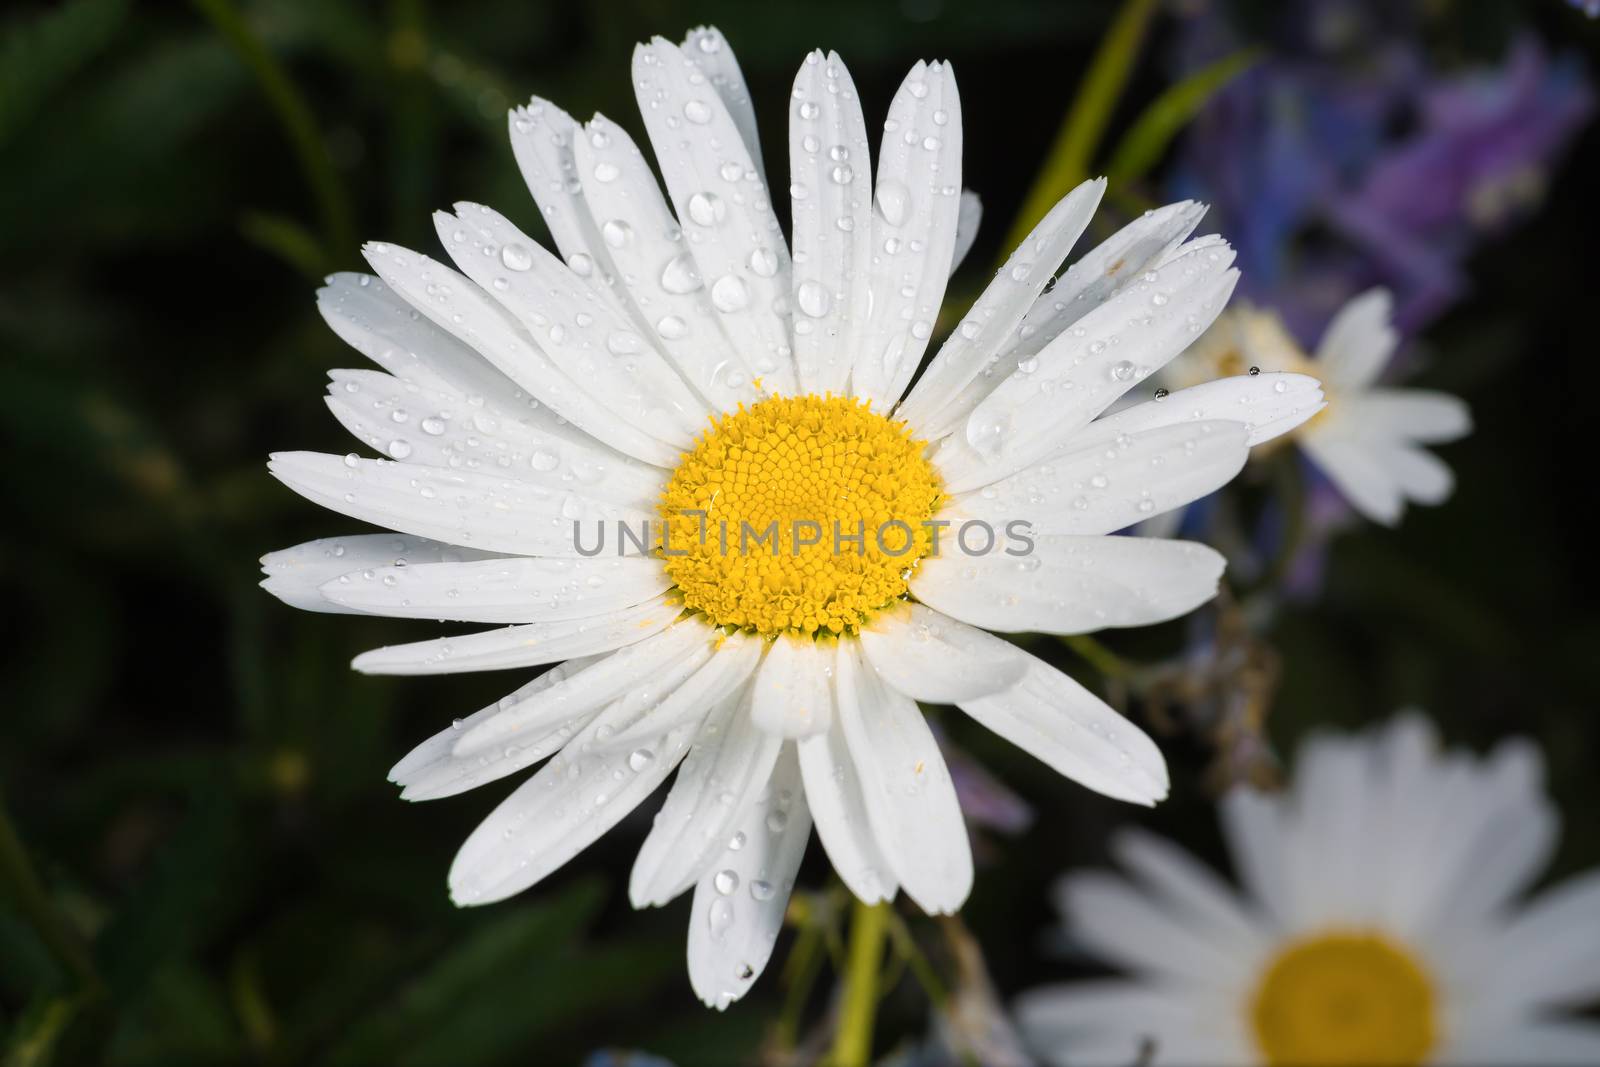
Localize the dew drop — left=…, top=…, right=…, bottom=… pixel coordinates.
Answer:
left=748, top=247, right=778, bottom=278
left=796, top=280, right=831, bottom=318
left=688, top=192, right=726, bottom=226
left=875, top=180, right=910, bottom=227
left=499, top=244, right=533, bottom=271
left=711, top=275, right=749, bottom=312
left=660, top=254, right=704, bottom=294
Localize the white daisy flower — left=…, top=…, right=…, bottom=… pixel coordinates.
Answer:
left=1163, top=291, right=1472, bottom=525
left=1017, top=714, right=1600, bottom=1066
left=261, top=27, right=1324, bottom=1008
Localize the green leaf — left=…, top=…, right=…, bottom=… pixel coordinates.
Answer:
left=239, top=211, right=329, bottom=281
left=94, top=782, right=255, bottom=1001
left=1105, top=47, right=1262, bottom=186
left=323, top=879, right=611, bottom=1066
left=0, top=0, right=129, bottom=148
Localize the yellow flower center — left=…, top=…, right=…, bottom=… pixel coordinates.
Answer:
left=1250, top=932, right=1437, bottom=1067
left=658, top=394, right=942, bottom=637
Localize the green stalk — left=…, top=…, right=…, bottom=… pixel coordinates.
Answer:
left=826, top=899, right=891, bottom=1067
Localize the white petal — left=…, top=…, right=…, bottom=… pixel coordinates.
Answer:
left=851, top=61, right=963, bottom=410
left=1055, top=871, right=1254, bottom=986
left=835, top=641, right=972, bottom=914
left=956, top=646, right=1168, bottom=805
left=630, top=682, right=784, bottom=907
left=681, top=27, right=767, bottom=185
left=361, top=242, right=678, bottom=464
left=1420, top=740, right=1555, bottom=934
left=1385, top=441, right=1455, bottom=505
left=899, top=178, right=1105, bottom=435
left=318, top=273, right=580, bottom=441
left=434, top=205, right=706, bottom=445
left=318, top=555, right=669, bottom=623
left=797, top=714, right=897, bottom=904
left=1111, top=828, right=1269, bottom=952
left=632, top=38, right=796, bottom=395
left=261, top=533, right=499, bottom=614
left=1478, top=870, right=1600, bottom=1012
left=996, top=200, right=1208, bottom=376
left=911, top=533, right=1225, bottom=635
left=321, top=369, right=661, bottom=504
left=1441, top=1020, right=1600, bottom=1067
left=958, top=242, right=1239, bottom=487
left=930, top=373, right=1320, bottom=493
left=858, top=602, right=1025, bottom=703
left=388, top=655, right=603, bottom=797
left=267, top=451, right=653, bottom=558
left=788, top=50, right=873, bottom=396
left=1076, top=373, right=1326, bottom=449
left=507, top=98, right=607, bottom=271
left=1342, top=387, right=1472, bottom=444
left=600, top=630, right=765, bottom=750
left=451, top=618, right=716, bottom=757
left=573, top=114, right=760, bottom=411
left=1015, top=982, right=1227, bottom=1067
left=1218, top=786, right=1292, bottom=923
left=751, top=632, right=834, bottom=738
left=351, top=595, right=681, bottom=675
left=1299, top=432, right=1404, bottom=525
left=949, top=189, right=981, bottom=276
left=687, top=746, right=811, bottom=1010
left=940, top=420, right=1249, bottom=536
left=1314, top=286, right=1396, bottom=390
left=446, top=678, right=705, bottom=906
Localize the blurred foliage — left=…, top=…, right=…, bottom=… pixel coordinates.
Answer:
left=2, top=0, right=1596, bottom=1064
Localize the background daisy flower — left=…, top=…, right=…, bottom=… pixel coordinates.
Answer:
left=1164, top=289, right=1471, bottom=525
left=1017, top=713, right=1600, bottom=1066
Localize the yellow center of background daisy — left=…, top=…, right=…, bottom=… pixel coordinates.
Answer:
left=1250, top=932, right=1437, bottom=1067
left=658, top=395, right=941, bottom=637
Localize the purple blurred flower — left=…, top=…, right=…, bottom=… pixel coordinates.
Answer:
left=582, top=1052, right=675, bottom=1067
left=1570, top=1, right=1600, bottom=19
left=1170, top=2, right=1593, bottom=343
left=932, top=722, right=1034, bottom=839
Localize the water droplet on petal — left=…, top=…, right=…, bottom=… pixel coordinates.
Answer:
left=500, top=244, right=533, bottom=271
left=796, top=280, right=831, bottom=318
left=711, top=275, right=749, bottom=312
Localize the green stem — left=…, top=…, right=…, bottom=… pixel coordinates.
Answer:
left=1263, top=448, right=1307, bottom=589
left=827, top=899, right=890, bottom=1067
left=0, top=793, right=102, bottom=995
left=191, top=0, right=355, bottom=265
left=1001, top=0, right=1160, bottom=254
left=773, top=920, right=825, bottom=1054
left=1062, top=633, right=1130, bottom=679
left=885, top=909, right=947, bottom=1008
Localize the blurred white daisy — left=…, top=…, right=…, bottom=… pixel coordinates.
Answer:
left=1017, top=714, right=1600, bottom=1066
left=261, top=27, right=1324, bottom=1007
left=1162, top=291, right=1471, bottom=525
